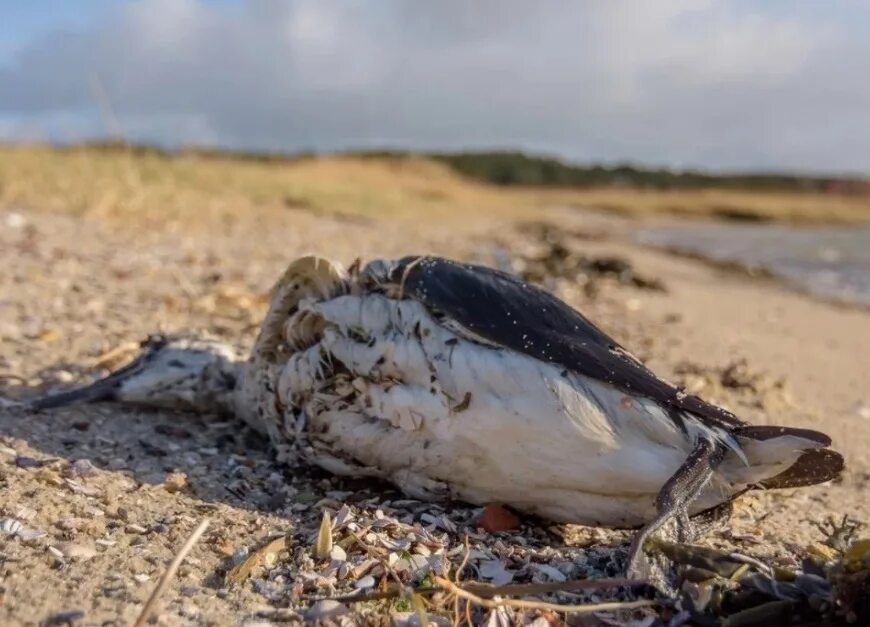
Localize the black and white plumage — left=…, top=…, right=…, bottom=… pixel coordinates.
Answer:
left=29, top=254, right=844, bottom=581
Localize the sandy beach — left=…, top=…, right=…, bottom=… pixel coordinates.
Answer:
left=1, top=187, right=868, bottom=624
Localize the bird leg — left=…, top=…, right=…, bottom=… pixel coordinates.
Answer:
left=626, top=436, right=726, bottom=590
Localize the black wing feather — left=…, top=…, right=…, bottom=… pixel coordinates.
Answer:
left=391, top=256, right=744, bottom=432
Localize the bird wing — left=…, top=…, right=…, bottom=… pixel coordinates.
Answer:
left=385, top=255, right=745, bottom=433
left=370, top=255, right=842, bottom=490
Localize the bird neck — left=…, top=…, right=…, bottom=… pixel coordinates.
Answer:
left=189, top=358, right=247, bottom=417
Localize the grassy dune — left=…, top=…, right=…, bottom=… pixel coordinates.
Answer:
left=2, top=144, right=870, bottom=226
left=0, top=146, right=525, bottom=230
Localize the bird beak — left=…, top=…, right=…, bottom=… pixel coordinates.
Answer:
left=28, top=356, right=145, bottom=410
left=28, top=336, right=166, bottom=410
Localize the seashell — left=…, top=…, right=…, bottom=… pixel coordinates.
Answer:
left=353, top=575, right=375, bottom=590
left=53, top=542, right=98, bottom=560
left=16, top=528, right=46, bottom=543
left=1, top=518, right=23, bottom=535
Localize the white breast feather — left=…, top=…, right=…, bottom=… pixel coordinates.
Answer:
left=270, top=293, right=753, bottom=525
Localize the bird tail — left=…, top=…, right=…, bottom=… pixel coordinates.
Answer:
left=719, top=425, right=843, bottom=489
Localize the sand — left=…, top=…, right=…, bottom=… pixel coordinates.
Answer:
left=0, top=204, right=867, bottom=625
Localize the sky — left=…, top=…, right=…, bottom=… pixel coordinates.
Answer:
left=1, top=0, right=869, bottom=174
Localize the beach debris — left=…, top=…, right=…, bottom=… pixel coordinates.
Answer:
left=52, top=542, right=98, bottom=561
left=1, top=517, right=45, bottom=543
left=161, top=471, right=188, bottom=493
left=479, top=560, right=515, bottom=586
left=642, top=534, right=870, bottom=625
left=64, top=459, right=97, bottom=479
left=304, top=599, right=350, bottom=622
left=315, top=510, right=333, bottom=559
left=479, top=504, right=520, bottom=533
left=225, top=535, right=290, bottom=586
left=133, top=518, right=210, bottom=627
left=503, top=223, right=665, bottom=295
left=1, top=518, right=23, bottom=536
left=200, top=487, right=868, bottom=624
left=673, top=358, right=790, bottom=410
left=14, top=455, right=45, bottom=469
left=41, top=610, right=85, bottom=626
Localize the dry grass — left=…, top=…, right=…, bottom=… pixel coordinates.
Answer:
left=530, top=186, right=870, bottom=225
left=0, top=145, right=529, bottom=230
left=2, top=144, right=869, bottom=228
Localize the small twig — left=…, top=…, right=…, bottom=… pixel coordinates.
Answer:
left=455, top=535, right=472, bottom=584
left=304, top=584, right=417, bottom=604
left=433, top=576, right=653, bottom=615
left=725, top=552, right=773, bottom=577
left=226, top=534, right=290, bottom=586
left=89, top=341, right=141, bottom=370
left=347, top=529, right=404, bottom=589
left=462, top=577, right=646, bottom=598
left=454, top=537, right=472, bottom=626
left=308, top=575, right=651, bottom=617
left=133, top=518, right=210, bottom=627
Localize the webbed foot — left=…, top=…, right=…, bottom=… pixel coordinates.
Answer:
left=626, top=437, right=726, bottom=593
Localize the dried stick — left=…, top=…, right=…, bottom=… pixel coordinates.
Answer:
left=133, top=518, right=210, bottom=627
left=432, top=576, right=653, bottom=615
left=309, top=575, right=649, bottom=613
left=463, top=577, right=644, bottom=598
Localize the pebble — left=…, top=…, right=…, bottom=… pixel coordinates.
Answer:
left=54, top=370, right=75, bottom=383
left=125, top=524, right=149, bottom=534
left=354, top=575, right=376, bottom=590
left=105, top=505, right=129, bottom=521
left=162, top=472, right=188, bottom=493
left=392, top=612, right=451, bottom=627
left=304, top=600, right=350, bottom=621
left=65, top=459, right=97, bottom=478
left=4, top=212, right=27, bottom=229
left=41, top=610, right=85, bottom=626
left=106, top=458, right=128, bottom=471
left=532, top=563, right=567, bottom=582
left=15, top=455, right=43, bottom=469
left=53, top=542, right=98, bottom=560
left=17, top=527, right=47, bottom=543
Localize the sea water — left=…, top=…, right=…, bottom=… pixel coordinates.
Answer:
left=637, top=224, right=870, bottom=307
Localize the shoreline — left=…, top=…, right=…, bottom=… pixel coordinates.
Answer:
left=632, top=239, right=870, bottom=313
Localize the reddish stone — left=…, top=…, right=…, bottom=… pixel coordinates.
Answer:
left=479, top=504, right=521, bottom=533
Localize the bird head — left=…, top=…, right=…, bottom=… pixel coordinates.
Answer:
left=30, top=334, right=245, bottom=415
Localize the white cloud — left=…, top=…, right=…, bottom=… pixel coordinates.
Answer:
left=1, top=0, right=868, bottom=172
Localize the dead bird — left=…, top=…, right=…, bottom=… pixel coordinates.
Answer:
left=26, top=255, right=844, bottom=585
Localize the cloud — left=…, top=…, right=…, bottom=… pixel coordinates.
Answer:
left=1, top=0, right=868, bottom=172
